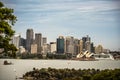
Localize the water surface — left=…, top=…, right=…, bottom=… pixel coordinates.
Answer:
left=0, top=59, right=120, bottom=80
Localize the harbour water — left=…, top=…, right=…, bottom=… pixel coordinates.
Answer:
left=0, top=59, right=120, bottom=80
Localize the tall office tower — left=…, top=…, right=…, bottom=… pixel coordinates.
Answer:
left=42, top=37, right=47, bottom=45
left=74, top=38, right=80, bottom=55
left=95, top=45, right=103, bottom=54
left=42, top=44, right=50, bottom=55
left=82, top=37, right=87, bottom=51
left=79, top=39, right=83, bottom=53
left=31, top=43, right=37, bottom=54
left=65, top=36, right=74, bottom=54
left=91, top=42, right=95, bottom=53
left=11, top=34, right=20, bottom=49
left=57, top=36, right=65, bottom=54
left=85, top=35, right=91, bottom=52
left=86, top=35, right=91, bottom=42
left=20, top=37, right=26, bottom=48
left=26, top=29, right=34, bottom=52
left=85, top=41, right=91, bottom=52
left=35, top=33, right=42, bottom=54
left=50, top=42, right=56, bottom=53
left=82, top=35, right=91, bottom=52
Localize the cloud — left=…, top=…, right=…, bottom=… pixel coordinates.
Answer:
left=13, top=0, right=120, bottom=24
left=2, top=0, right=120, bottom=13
left=77, top=1, right=120, bottom=12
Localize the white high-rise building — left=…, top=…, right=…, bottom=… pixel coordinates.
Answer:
left=42, top=44, right=50, bottom=55
left=65, top=36, right=74, bottom=54
left=74, top=38, right=79, bottom=55
left=50, top=42, right=56, bottom=53
left=11, top=34, right=20, bottom=49
left=68, top=45, right=74, bottom=54
left=86, top=41, right=91, bottom=52
left=31, top=44, right=37, bottom=54
left=79, top=39, right=83, bottom=53
left=95, top=45, right=103, bottom=54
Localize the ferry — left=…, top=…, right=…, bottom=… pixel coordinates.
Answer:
left=93, top=53, right=114, bottom=60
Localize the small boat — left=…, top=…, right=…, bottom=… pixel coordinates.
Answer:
left=3, top=60, right=13, bottom=65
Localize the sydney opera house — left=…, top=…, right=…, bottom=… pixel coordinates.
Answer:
left=75, top=51, right=95, bottom=61
left=77, top=51, right=94, bottom=58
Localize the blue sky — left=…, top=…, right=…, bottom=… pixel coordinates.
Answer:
left=1, top=0, right=120, bottom=51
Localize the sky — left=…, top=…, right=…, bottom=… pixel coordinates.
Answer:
left=1, top=0, right=120, bottom=51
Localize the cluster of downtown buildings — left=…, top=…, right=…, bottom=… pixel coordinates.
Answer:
left=10, top=29, right=109, bottom=56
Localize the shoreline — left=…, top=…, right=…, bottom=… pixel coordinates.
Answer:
left=1, top=58, right=119, bottom=61
left=22, top=67, right=120, bottom=80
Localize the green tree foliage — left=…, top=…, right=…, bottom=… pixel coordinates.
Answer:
left=0, top=2, right=17, bottom=57
left=46, top=53, right=69, bottom=59
left=20, top=53, right=43, bottom=59
left=23, top=68, right=120, bottom=80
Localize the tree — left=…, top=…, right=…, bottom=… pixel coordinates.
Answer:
left=0, top=2, right=17, bottom=57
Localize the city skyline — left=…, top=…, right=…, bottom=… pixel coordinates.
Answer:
left=1, top=0, right=120, bottom=51
left=12, top=29, right=108, bottom=55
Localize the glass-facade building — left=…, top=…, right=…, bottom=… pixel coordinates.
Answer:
left=57, top=36, right=64, bottom=54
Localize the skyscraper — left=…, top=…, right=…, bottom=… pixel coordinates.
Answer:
left=95, top=45, right=103, bottom=54
left=74, top=38, right=79, bottom=55
left=42, top=44, right=50, bottom=55
left=91, top=42, right=95, bottom=53
left=50, top=42, right=56, bottom=53
left=85, top=35, right=91, bottom=52
left=11, top=34, right=20, bottom=49
left=57, top=36, right=64, bottom=54
left=20, top=37, right=26, bottom=48
left=79, top=39, right=83, bottom=53
left=35, top=33, right=42, bottom=54
left=86, top=41, right=91, bottom=52
left=82, top=37, right=87, bottom=51
left=26, top=29, right=34, bottom=52
left=31, top=43, right=37, bottom=54
left=65, top=36, right=74, bottom=54
left=82, top=35, right=91, bottom=52
left=42, top=37, right=47, bottom=45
